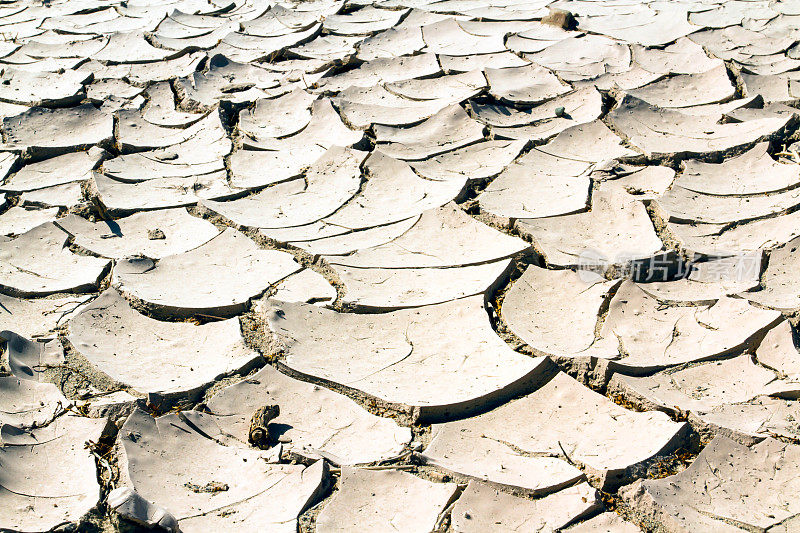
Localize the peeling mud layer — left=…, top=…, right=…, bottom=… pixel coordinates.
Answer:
left=3, top=0, right=800, bottom=532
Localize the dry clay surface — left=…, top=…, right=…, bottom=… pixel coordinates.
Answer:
left=4, top=0, right=800, bottom=532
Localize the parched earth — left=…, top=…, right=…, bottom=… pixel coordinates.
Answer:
left=3, top=0, right=800, bottom=531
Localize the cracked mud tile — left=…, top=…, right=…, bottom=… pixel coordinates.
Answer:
left=484, top=63, right=571, bottom=105
left=232, top=99, right=362, bottom=189
left=150, top=21, right=239, bottom=52
left=0, top=293, right=88, bottom=339
left=525, top=33, right=630, bottom=82
left=265, top=295, right=550, bottom=422
left=0, top=151, right=16, bottom=181
left=67, top=289, right=262, bottom=400
left=355, top=24, right=425, bottom=60
left=609, top=351, right=799, bottom=422
left=325, top=202, right=528, bottom=269
left=637, top=253, right=762, bottom=303
left=563, top=512, right=641, bottom=533
left=116, top=408, right=326, bottom=533
left=323, top=6, right=405, bottom=35
left=536, top=120, right=636, bottom=164
left=408, top=139, right=525, bottom=183
left=37, top=9, right=118, bottom=34
left=450, top=19, right=540, bottom=37
left=609, top=321, right=800, bottom=444
left=326, top=201, right=526, bottom=308
left=372, top=104, right=485, bottom=161
left=439, top=51, right=530, bottom=73
left=0, top=415, right=109, bottom=532
left=514, top=187, right=663, bottom=271
left=238, top=5, right=321, bottom=37
left=19, top=181, right=84, bottom=210
left=484, top=117, right=613, bottom=209
left=16, top=33, right=108, bottom=60
left=671, top=95, right=767, bottom=118
left=102, top=117, right=231, bottom=183
left=205, top=364, right=411, bottom=465
left=631, top=37, right=724, bottom=75
left=273, top=217, right=419, bottom=256
left=450, top=481, right=601, bottom=533
left=314, top=52, right=440, bottom=92
left=502, top=270, right=782, bottom=370
left=211, top=24, right=322, bottom=64
left=607, top=94, right=796, bottom=159
left=690, top=396, right=800, bottom=444
left=385, top=69, right=487, bottom=102
left=56, top=208, right=220, bottom=259
left=501, top=266, right=621, bottom=359
left=260, top=57, right=331, bottom=86
left=621, top=436, right=800, bottom=533
left=0, top=332, right=68, bottom=427
left=601, top=281, right=782, bottom=373
left=674, top=142, right=800, bottom=196
left=0, top=146, right=106, bottom=193
left=0, top=222, right=110, bottom=296
left=108, top=486, right=179, bottom=532
left=654, top=180, right=800, bottom=226
left=740, top=71, right=800, bottom=103
left=666, top=209, right=800, bottom=257
left=320, top=150, right=466, bottom=232
left=574, top=3, right=697, bottom=46
left=334, top=259, right=513, bottom=310
left=397, top=10, right=457, bottom=30
left=151, top=11, right=228, bottom=37
left=741, top=235, right=800, bottom=311
left=477, top=150, right=591, bottom=220
left=116, top=108, right=226, bottom=153
left=480, top=87, right=603, bottom=141
left=1, top=103, right=113, bottom=158
left=422, top=371, right=688, bottom=491
left=141, top=81, right=205, bottom=128
left=755, top=320, right=800, bottom=382
left=504, top=22, right=581, bottom=54
left=316, top=467, right=458, bottom=533
left=0, top=66, right=90, bottom=107
left=0, top=205, right=59, bottom=237
left=92, top=31, right=182, bottom=63
left=84, top=52, right=206, bottom=86
left=737, top=54, right=800, bottom=77
left=421, top=17, right=505, bottom=56
left=86, top=79, right=145, bottom=108
left=457, top=4, right=548, bottom=21
left=174, top=54, right=283, bottom=111
left=237, top=88, right=315, bottom=140
left=94, top=170, right=238, bottom=214
left=335, top=83, right=470, bottom=129
left=627, top=65, right=735, bottom=109
left=113, top=228, right=300, bottom=317
left=268, top=269, right=336, bottom=305
left=289, top=34, right=363, bottom=61
left=689, top=2, right=777, bottom=29
left=202, top=146, right=366, bottom=228
left=572, top=65, right=661, bottom=93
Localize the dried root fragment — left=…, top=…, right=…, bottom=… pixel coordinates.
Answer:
left=248, top=404, right=280, bottom=448
left=147, top=228, right=166, bottom=240
left=184, top=481, right=229, bottom=493
left=541, top=8, right=576, bottom=30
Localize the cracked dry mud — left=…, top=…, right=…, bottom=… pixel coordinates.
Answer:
left=4, top=1, right=800, bottom=533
